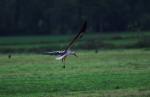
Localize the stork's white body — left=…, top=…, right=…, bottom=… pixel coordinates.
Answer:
left=56, top=50, right=75, bottom=60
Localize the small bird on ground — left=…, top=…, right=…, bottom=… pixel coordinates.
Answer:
left=8, top=54, right=11, bottom=59
left=43, top=21, right=87, bottom=68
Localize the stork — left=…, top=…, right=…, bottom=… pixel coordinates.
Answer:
left=44, top=21, right=87, bottom=68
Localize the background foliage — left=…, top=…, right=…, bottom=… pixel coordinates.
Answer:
left=0, top=0, right=150, bottom=35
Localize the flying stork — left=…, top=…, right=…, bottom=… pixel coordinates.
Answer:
left=44, top=21, right=87, bottom=68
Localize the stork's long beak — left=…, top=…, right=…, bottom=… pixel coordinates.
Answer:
left=73, top=53, right=78, bottom=57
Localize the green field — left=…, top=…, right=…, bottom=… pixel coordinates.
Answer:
left=0, top=49, right=150, bottom=97
left=0, top=32, right=150, bottom=97
left=0, top=32, right=150, bottom=53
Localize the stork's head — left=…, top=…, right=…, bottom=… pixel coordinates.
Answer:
left=71, top=51, right=78, bottom=57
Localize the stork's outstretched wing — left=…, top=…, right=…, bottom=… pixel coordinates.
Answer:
left=42, top=51, right=65, bottom=56
left=65, top=21, right=87, bottom=51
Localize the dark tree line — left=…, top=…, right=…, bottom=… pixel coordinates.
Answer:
left=0, top=0, right=150, bottom=36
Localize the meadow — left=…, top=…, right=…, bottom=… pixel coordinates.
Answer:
left=0, top=32, right=150, bottom=97
left=0, top=32, right=150, bottom=53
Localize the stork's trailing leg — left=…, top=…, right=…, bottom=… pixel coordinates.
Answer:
left=62, top=56, right=67, bottom=68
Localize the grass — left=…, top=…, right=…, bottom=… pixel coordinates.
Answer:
left=0, top=32, right=150, bottom=96
left=0, top=49, right=150, bottom=97
left=0, top=32, right=150, bottom=53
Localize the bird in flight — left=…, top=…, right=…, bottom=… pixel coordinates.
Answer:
left=44, top=21, right=87, bottom=68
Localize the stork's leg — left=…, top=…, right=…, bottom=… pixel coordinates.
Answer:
left=62, top=56, right=67, bottom=68
left=62, top=58, right=64, bottom=62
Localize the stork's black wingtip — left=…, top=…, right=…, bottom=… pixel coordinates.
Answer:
left=81, top=20, right=87, bottom=32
